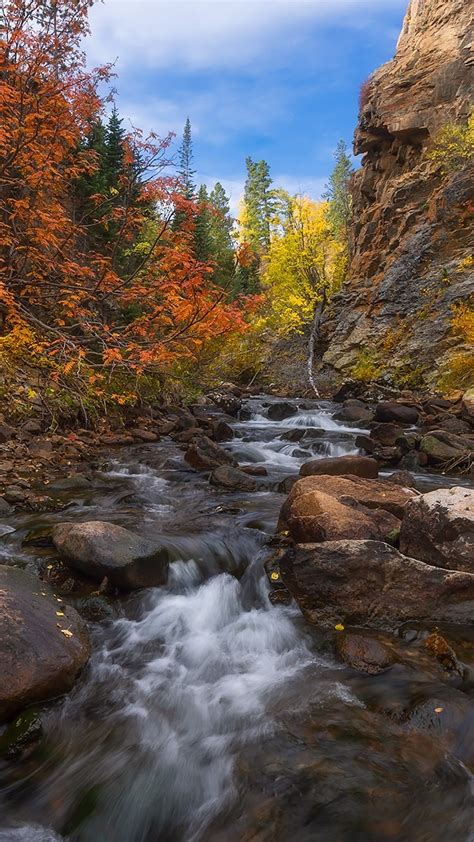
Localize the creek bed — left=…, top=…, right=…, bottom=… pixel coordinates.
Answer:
left=0, top=396, right=473, bottom=842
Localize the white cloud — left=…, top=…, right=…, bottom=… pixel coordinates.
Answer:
left=87, top=0, right=406, bottom=72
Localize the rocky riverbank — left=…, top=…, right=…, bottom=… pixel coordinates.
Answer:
left=0, top=386, right=474, bottom=840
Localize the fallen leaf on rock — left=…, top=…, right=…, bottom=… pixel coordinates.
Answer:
left=335, top=623, right=345, bottom=632
left=60, top=628, right=73, bottom=638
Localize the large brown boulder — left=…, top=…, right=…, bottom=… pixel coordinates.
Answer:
left=267, top=401, right=297, bottom=421
left=278, top=474, right=416, bottom=542
left=279, top=540, right=474, bottom=630
left=52, top=521, right=169, bottom=590
left=400, top=487, right=474, bottom=573
left=184, top=435, right=236, bottom=471
left=374, top=402, right=419, bottom=425
left=299, top=455, right=378, bottom=479
left=0, top=565, right=90, bottom=722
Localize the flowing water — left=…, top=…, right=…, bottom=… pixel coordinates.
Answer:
left=1, top=396, right=473, bottom=842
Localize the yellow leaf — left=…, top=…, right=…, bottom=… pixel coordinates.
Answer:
left=60, top=628, right=73, bottom=638
left=335, top=623, right=345, bottom=632
left=434, top=707, right=444, bottom=714
left=56, top=611, right=65, bottom=617
left=270, top=571, right=280, bottom=581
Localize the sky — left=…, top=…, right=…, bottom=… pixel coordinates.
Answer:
left=85, top=0, right=408, bottom=214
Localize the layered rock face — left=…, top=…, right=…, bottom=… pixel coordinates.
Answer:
left=322, top=0, right=473, bottom=388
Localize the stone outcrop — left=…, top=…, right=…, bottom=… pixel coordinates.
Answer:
left=322, top=0, right=473, bottom=389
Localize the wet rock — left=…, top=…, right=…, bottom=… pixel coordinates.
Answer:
left=210, top=465, right=258, bottom=492
left=374, top=402, right=419, bottom=425
left=240, top=465, right=268, bottom=476
left=279, top=540, right=474, bottom=630
left=4, top=485, right=27, bottom=504
left=208, top=390, right=241, bottom=417
left=400, top=487, right=474, bottom=573
left=372, top=445, right=403, bottom=466
left=281, top=429, right=304, bottom=442
left=0, top=564, right=90, bottom=722
left=0, top=710, right=43, bottom=757
left=355, top=434, right=376, bottom=453
left=336, top=399, right=374, bottom=423
left=212, top=420, right=234, bottom=442
left=420, top=430, right=472, bottom=466
left=0, top=497, right=13, bottom=515
left=184, top=435, right=236, bottom=471
left=52, top=521, right=169, bottom=590
left=385, top=470, right=417, bottom=488
left=299, top=455, right=378, bottom=479
left=335, top=629, right=397, bottom=674
left=74, top=595, right=116, bottom=622
left=277, top=476, right=298, bottom=495
left=423, top=631, right=463, bottom=677
left=48, top=475, right=91, bottom=492
left=402, top=688, right=474, bottom=768
left=267, top=401, right=297, bottom=421
left=130, top=428, right=158, bottom=442
left=370, top=422, right=404, bottom=447
left=278, top=474, right=415, bottom=539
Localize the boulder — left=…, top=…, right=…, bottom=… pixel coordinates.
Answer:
left=184, top=435, right=236, bottom=471
left=277, top=486, right=399, bottom=543
left=400, top=487, right=474, bottom=573
left=209, top=465, right=257, bottom=492
left=385, top=470, right=417, bottom=488
left=420, top=430, right=472, bottom=466
left=267, top=401, right=297, bottom=421
left=130, top=428, right=159, bottom=442
left=0, top=497, right=13, bottom=515
left=374, top=402, right=419, bottom=425
left=299, top=455, right=378, bottom=479
left=0, top=423, right=15, bottom=443
left=355, top=434, right=376, bottom=453
left=278, top=474, right=416, bottom=538
left=0, top=565, right=90, bottom=722
left=51, top=521, right=169, bottom=590
left=211, top=419, right=234, bottom=442
left=335, top=629, right=397, bottom=674
left=336, top=399, right=374, bottom=424
left=281, top=429, right=304, bottom=442
left=370, top=422, right=404, bottom=446
left=279, top=540, right=474, bottom=629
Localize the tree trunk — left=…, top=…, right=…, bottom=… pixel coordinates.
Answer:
left=307, top=290, right=327, bottom=397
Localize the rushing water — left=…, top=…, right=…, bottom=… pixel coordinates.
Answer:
left=1, top=396, right=473, bottom=842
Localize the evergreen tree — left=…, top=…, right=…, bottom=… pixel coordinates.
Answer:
left=242, top=157, right=275, bottom=252
left=209, top=182, right=235, bottom=290
left=194, top=184, right=212, bottom=262
left=104, top=106, right=126, bottom=191
left=178, top=117, right=195, bottom=200
left=323, top=140, right=354, bottom=246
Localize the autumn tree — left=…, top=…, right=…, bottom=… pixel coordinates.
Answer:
left=0, top=0, right=249, bottom=413
left=262, top=196, right=345, bottom=394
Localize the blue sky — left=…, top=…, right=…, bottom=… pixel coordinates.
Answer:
left=86, top=0, right=408, bottom=213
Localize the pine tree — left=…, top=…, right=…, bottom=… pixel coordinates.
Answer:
left=323, top=140, right=354, bottom=246
left=242, top=157, right=275, bottom=252
left=194, top=184, right=212, bottom=262
left=209, top=182, right=235, bottom=291
left=178, top=117, right=195, bottom=200
left=105, top=106, right=126, bottom=191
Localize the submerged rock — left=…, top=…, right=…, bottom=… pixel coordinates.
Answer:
left=52, top=521, right=169, bottom=590
left=299, top=455, right=378, bottom=479
left=0, top=565, right=90, bottom=722
left=210, top=465, right=258, bottom=492
left=335, top=628, right=397, bottom=675
left=279, top=539, right=474, bottom=630
left=400, top=487, right=474, bottom=573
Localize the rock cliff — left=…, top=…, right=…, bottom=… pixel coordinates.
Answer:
left=322, top=0, right=473, bottom=392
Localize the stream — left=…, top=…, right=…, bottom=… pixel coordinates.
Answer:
left=0, top=396, right=473, bottom=842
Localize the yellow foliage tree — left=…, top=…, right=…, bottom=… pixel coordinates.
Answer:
left=261, top=196, right=346, bottom=393
left=427, top=113, right=474, bottom=173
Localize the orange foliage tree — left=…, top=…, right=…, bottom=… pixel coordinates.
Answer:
left=0, top=0, right=247, bottom=404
